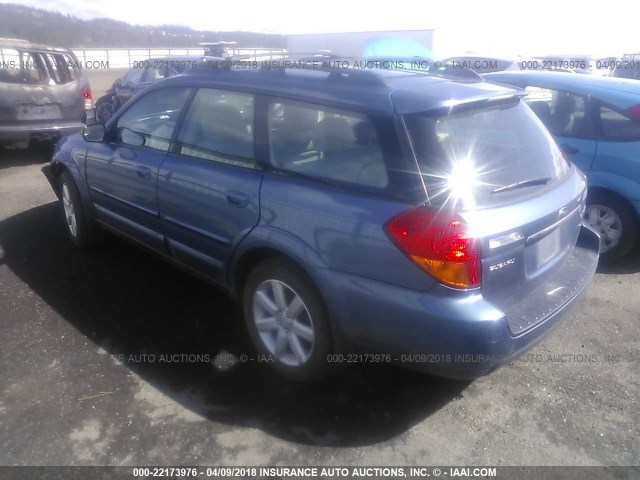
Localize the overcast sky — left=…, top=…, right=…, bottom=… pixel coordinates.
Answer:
left=4, top=0, right=638, bottom=57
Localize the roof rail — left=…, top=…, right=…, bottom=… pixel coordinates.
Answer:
left=325, top=68, right=389, bottom=87
left=224, top=56, right=390, bottom=86
left=294, top=55, right=484, bottom=83
left=197, top=54, right=482, bottom=86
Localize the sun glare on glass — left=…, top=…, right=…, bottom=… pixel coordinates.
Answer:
left=446, top=157, right=479, bottom=205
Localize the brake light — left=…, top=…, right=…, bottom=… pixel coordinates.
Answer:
left=384, top=208, right=481, bottom=288
left=82, top=87, right=93, bottom=110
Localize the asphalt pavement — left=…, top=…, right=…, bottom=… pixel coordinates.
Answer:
left=0, top=150, right=639, bottom=466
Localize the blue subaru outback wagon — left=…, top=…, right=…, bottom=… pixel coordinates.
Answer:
left=43, top=66, right=599, bottom=381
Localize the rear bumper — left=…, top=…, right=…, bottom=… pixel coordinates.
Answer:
left=0, top=121, right=84, bottom=147
left=320, top=224, right=600, bottom=379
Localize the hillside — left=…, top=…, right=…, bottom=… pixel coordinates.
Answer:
left=0, top=3, right=286, bottom=48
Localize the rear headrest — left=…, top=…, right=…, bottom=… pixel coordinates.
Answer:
left=313, top=117, right=353, bottom=153
left=208, top=103, right=244, bottom=127
left=353, top=121, right=378, bottom=146
left=282, top=104, right=319, bottom=131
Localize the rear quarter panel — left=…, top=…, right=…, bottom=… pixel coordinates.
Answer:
left=245, top=174, right=437, bottom=292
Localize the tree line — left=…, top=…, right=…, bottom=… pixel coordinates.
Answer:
left=0, top=3, right=286, bottom=49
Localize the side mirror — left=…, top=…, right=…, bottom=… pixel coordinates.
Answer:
left=82, top=123, right=106, bottom=142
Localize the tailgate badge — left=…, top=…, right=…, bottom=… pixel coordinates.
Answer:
left=489, top=258, right=516, bottom=272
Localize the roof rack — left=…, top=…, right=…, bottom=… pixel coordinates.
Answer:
left=190, top=53, right=483, bottom=86
left=325, top=68, right=390, bottom=87
left=291, top=55, right=484, bottom=83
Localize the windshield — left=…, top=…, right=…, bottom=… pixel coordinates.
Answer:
left=403, top=99, right=571, bottom=210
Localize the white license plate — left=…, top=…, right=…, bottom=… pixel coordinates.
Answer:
left=535, top=228, right=561, bottom=267
left=16, top=104, right=62, bottom=121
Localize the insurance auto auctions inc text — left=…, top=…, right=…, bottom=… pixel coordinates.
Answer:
left=202, top=467, right=497, bottom=478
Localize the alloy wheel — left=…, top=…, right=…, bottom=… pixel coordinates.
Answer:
left=584, top=204, right=622, bottom=253
left=252, top=279, right=315, bottom=366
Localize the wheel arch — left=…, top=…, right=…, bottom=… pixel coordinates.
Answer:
left=586, top=185, right=639, bottom=221
left=228, top=229, right=350, bottom=353
left=45, top=161, right=72, bottom=198
left=52, top=158, right=101, bottom=235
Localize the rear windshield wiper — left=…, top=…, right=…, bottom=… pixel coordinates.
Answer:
left=491, top=177, right=551, bottom=194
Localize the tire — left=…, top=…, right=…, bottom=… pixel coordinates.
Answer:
left=584, top=192, right=638, bottom=261
left=94, top=97, right=116, bottom=124
left=243, top=259, right=333, bottom=382
left=58, top=171, right=100, bottom=248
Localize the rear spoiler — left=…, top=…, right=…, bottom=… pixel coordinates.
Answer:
left=440, top=90, right=528, bottom=110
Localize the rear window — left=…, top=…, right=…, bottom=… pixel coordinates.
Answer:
left=0, top=48, right=79, bottom=85
left=43, top=53, right=79, bottom=83
left=404, top=99, right=571, bottom=209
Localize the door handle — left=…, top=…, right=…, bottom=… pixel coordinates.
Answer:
left=136, top=166, right=152, bottom=179
left=226, top=191, right=250, bottom=207
left=560, top=143, right=579, bottom=154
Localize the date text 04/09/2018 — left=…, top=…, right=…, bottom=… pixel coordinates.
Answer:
left=200, top=467, right=408, bottom=477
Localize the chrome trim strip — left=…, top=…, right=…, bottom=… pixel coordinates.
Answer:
left=527, top=204, right=582, bottom=243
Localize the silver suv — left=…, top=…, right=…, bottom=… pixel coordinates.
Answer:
left=0, top=39, right=93, bottom=150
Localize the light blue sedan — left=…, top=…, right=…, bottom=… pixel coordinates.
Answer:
left=484, top=71, right=640, bottom=259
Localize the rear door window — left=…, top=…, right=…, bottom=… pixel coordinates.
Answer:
left=267, top=99, right=389, bottom=189
left=404, top=99, right=571, bottom=209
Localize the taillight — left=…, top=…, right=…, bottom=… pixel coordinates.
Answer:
left=627, top=104, right=640, bottom=120
left=82, top=87, right=93, bottom=110
left=384, top=208, right=481, bottom=288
